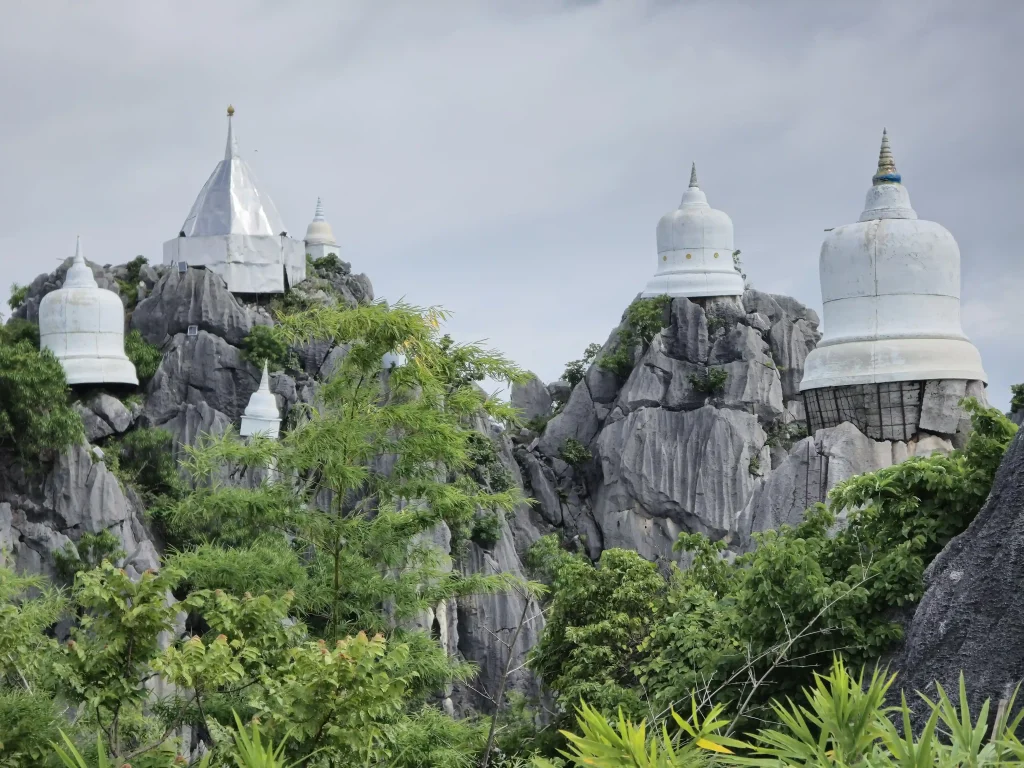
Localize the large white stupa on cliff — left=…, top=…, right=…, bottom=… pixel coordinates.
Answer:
left=641, top=164, right=745, bottom=299
left=799, top=130, right=986, bottom=440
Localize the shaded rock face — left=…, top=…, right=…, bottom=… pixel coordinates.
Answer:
left=511, top=373, right=553, bottom=423
left=893, top=432, right=1024, bottom=723
left=0, top=444, right=158, bottom=580
left=132, top=267, right=269, bottom=348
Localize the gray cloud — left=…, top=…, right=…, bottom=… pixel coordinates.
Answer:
left=1, top=0, right=1020, bottom=408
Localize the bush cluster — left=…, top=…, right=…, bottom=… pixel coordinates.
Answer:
left=598, top=296, right=672, bottom=378
left=124, top=329, right=162, bottom=381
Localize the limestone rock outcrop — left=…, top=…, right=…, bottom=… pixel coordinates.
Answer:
left=893, top=431, right=1024, bottom=723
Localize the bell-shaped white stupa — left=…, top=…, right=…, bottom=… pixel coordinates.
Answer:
left=641, top=164, right=745, bottom=299
left=162, top=106, right=306, bottom=294
left=304, top=197, right=340, bottom=262
left=39, top=237, right=138, bottom=386
left=239, top=362, right=281, bottom=438
left=800, top=130, right=986, bottom=392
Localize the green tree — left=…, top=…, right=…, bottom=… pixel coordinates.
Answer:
left=0, top=341, right=83, bottom=457
left=562, top=343, right=602, bottom=389
left=7, top=283, right=29, bottom=311
left=241, top=324, right=293, bottom=371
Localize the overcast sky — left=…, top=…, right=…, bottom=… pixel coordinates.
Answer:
left=1, top=1, right=1021, bottom=409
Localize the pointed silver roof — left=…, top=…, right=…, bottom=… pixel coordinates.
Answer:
left=179, top=106, right=288, bottom=238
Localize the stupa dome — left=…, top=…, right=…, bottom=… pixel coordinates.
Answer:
left=162, top=107, right=306, bottom=294
left=641, top=164, right=744, bottom=299
left=800, top=130, right=986, bottom=391
left=239, top=362, right=281, bottom=438
left=38, top=237, right=138, bottom=386
left=304, top=198, right=337, bottom=246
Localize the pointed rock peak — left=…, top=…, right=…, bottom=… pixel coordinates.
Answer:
left=225, top=105, right=238, bottom=160
left=872, top=128, right=901, bottom=185
left=313, top=197, right=325, bottom=221
left=689, top=162, right=699, bottom=188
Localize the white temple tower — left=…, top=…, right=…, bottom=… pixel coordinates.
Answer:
left=641, top=164, right=745, bottom=299
left=800, top=130, right=986, bottom=440
left=39, top=237, right=139, bottom=386
left=304, top=198, right=340, bottom=263
left=162, top=106, right=306, bottom=294
left=239, top=362, right=282, bottom=439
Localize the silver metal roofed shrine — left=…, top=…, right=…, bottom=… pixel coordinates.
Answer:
left=162, top=106, right=305, bottom=294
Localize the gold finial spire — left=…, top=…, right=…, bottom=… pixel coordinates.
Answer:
left=872, top=128, right=901, bottom=185
left=227, top=104, right=235, bottom=117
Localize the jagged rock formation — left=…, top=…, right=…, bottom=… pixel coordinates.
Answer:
left=514, top=288, right=985, bottom=565
left=2, top=254, right=542, bottom=717
left=893, top=430, right=1024, bottom=722
left=514, top=290, right=823, bottom=562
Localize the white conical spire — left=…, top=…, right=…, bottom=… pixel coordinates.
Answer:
left=64, top=235, right=99, bottom=289
left=689, top=162, right=699, bottom=188
left=224, top=104, right=238, bottom=160
left=240, top=361, right=282, bottom=438
left=304, top=197, right=337, bottom=247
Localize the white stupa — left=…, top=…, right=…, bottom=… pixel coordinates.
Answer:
left=162, top=106, right=306, bottom=294
left=641, top=164, right=745, bottom=299
left=304, top=198, right=340, bottom=262
left=39, top=237, right=138, bottom=386
left=800, top=130, right=986, bottom=392
left=239, top=362, right=281, bottom=439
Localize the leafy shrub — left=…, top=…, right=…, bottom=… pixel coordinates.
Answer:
left=0, top=342, right=83, bottom=457
left=563, top=343, right=602, bottom=389
left=689, top=367, right=728, bottom=394
left=54, top=530, right=126, bottom=582
left=559, top=438, right=592, bottom=468
left=123, top=329, right=161, bottom=381
left=1011, top=383, right=1024, bottom=414
left=748, top=454, right=761, bottom=476
left=471, top=511, right=504, bottom=549
left=110, top=427, right=182, bottom=501
left=0, top=319, right=40, bottom=348
left=706, top=312, right=727, bottom=335
left=598, top=296, right=671, bottom=378
left=7, top=283, right=28, bottom=311
left=309, top=252, right=344, bottom=274
left=241, top=324, right=292, bottom=371
left=764, top=419, right=807, bottom=449
left=465, top=431, right=514, bottom=492
left=115, top=255, right=148, bottom=307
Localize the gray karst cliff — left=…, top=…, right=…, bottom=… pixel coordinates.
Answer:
left=0, top=254, right=997, bottom=717
left=893, top=430, right=1024, bottom=723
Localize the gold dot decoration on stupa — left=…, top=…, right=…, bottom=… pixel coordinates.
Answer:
left=227, top=104, right=235, bottom=117
left=686, top=253, right=692, bottom=259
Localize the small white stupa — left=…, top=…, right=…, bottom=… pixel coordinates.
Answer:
left=641, top=164, right=745, bottom=299
left=800, top=130, right=986, bottom=391
left=162, top=106, right=306, bottom=294
left=39, top=237, right=138, bottom=386
left=239, top=362, right=281, bottom=439
left=304, top=198, right=340, bottom=262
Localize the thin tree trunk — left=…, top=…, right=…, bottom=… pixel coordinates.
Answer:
left=480, top=591, right=531, bottom=768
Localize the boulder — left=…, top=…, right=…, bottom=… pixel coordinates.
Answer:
left=88, top=394, right=133, bottom=434
left=511, top=373, right=553, bottom=422
left=74, top=402, right=113, bottom=442
left=537, top=379, right=601, bottom=458
left=131, top=267, right=266, bottom=348
left=919, top=380, right=969, bottom=436
left=894, top=432, right=1024, bottom=724
left=664, top=298, right=709, bottom=363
